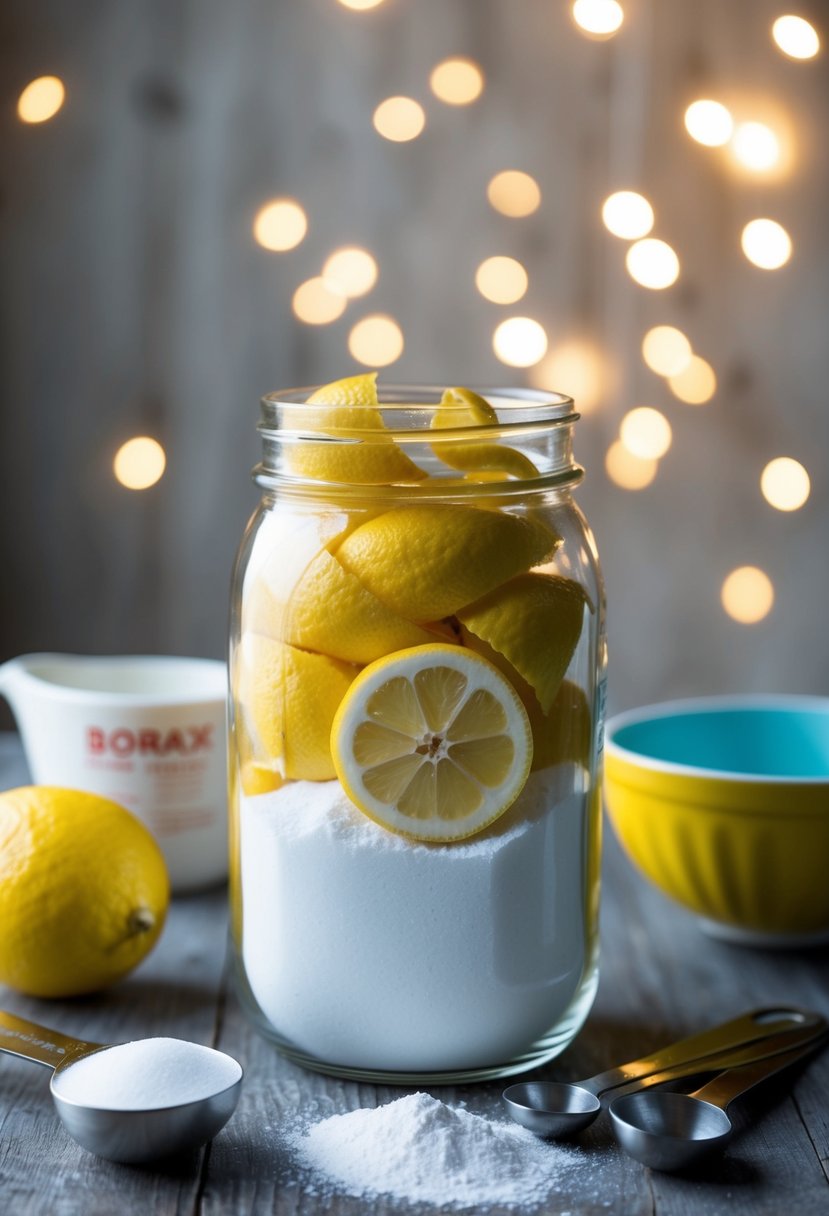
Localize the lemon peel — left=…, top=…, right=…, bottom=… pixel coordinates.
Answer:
left=284, top=372, right=426, bottom=485
left=430, top=386, right=540, bottom=481
left=458, top=572, right=587, bottom=714
left=335, top=504, right=559, bottom=621
left=330, top=644, right=533, bottom=842
left=238, top=633, right=358, bottom=780
left=0, top=787, right=169, bottom=998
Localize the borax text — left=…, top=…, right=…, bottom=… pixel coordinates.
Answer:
left=87, top=725, right=215, bottom=756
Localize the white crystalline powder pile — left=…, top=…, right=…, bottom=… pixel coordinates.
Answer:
left=52, top=1038, right=242, bottom=1111
left=292, top=1092, right=584, bottom=1210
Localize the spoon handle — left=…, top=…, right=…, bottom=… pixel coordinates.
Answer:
left=584, top=1005, right=823, bottom=1095
left=688, top=1033, right=829, bottom=1112
left=0, top=1009, right=103, bottom=1070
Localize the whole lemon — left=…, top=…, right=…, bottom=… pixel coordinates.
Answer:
left=0, top=787, right=170, bottom=998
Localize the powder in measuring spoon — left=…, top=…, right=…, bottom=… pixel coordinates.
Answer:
left=53, top=1038, right=242, bottom=1110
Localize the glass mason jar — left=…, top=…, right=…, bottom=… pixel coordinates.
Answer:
left=228, top=381, right=606, bottom=1084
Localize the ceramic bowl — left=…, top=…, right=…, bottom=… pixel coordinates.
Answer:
left=604, top=696, right=829, bottom=945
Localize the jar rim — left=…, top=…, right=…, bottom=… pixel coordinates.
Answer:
left=260, top=384, right=576, bottom=436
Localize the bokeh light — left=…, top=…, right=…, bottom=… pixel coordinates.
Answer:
left=17, top=76, right=65, bottom=124
left=772, top=14, right=820, bottom=59
left=292, top=277, right=347, bottom=325
left=601, top=191, right=654, bottom=239
left=487, top=171, right=542, bottom=218
left=492, top=317, right=548, bottom=367
left=620, top=407, right=672, bottom=460
left=641, top=326, right=693, bottom=376
left=625, top=239, right=680, bottom=289
left=572, top=0, right=624, bottom=38
left=429, top=57, right=485, bottom=105
left=372, top=96, right=426, bottom=142
left=668, top=355, right=717, bottom=404
left=684, top=99, right=733, bottom=147
left=721, top=567, right=774, bottom=624
left=605, top=441, right=657, bottom=490
left=731, top=121, right=780, bottom=172
left=114, top=437, right=166, bottom=490
left=322, top=247, right=378, bottom=298
left=253, top=199, right=308, bottom=252
left=741, top=218, right=792, bottom=269
left=475, top=256, right=529, bottom=304
left=529, top=339, right=607, bottom=413
left=348, top=314, right=404, bottom=366
left=760, top=457, right=811, bottom=511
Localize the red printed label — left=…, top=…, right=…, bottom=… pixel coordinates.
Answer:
left=86, top=724, right=215, bottom=757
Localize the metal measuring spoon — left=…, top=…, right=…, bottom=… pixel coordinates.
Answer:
left=502, top=1005, right=824, bottom=1139
left=609, top=1033, right=828, bottom=1172
left=0, top=1009, right=243, bottom=1164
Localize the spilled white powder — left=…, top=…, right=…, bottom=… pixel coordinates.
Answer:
left=292, top=1092, right=583, bottom=1210
left=52, top=1038, right=242, bottom=1111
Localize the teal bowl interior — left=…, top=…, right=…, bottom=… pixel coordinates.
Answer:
left=609, top=698, right=829, bottom=781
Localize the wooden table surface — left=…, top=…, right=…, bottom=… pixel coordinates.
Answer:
left=1, top=732, right=828, bottom=1215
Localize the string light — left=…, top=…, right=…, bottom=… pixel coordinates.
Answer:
left=114, top=437, right=166, bottom=490
left=625, top=239, right=680, bottom=289
left=601, top=191, right=654, bottom=239
left=475, top=256, right=528, bottom=304
left=429, top=57, right=485, bottom=105
left=322, top=247, right=378, bottom=298
left=731, top=121, right=780, bottom=172
left=772, top=15, right=820, bottom=59
left=620, top=407, right=672, bottom=459
left=487, top=171, right=542, bottom=218
left=373, top=97, right=426, bottom=142
left=641, top=326, right=692, bottom=376
left=684, top=99, right=733, bottom=147
left=292, top=277, right=347, bottom=325
left=605, top=441, right=657, bottom=490
left=529, top=339, right=607, bottom=413
left=760, top=457, right=810, bottom=511
left=253, top=199, right=307, bottom=251
left=17, top=76, right=65, bottom=124
left=348, top=314, right=404, bottom=366
left=741, top=218, right=792, bottom=269
left=721, top=567, right=774, bottom=624
left=572, top=0, right=624, bottom=38
left=492, top=317, right=548, bottom=367
left=668, top=355, right=717, bottom=404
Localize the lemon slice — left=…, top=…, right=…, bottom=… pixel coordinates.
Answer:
left=285, top=372, right=426, bottom=485
left=431, top=386, right=540, bottom=480
left=330, top=644, right=533, bottom=842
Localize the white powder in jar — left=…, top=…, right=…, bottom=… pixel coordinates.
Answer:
left=52, top=1038, right=242, bottom=1110
left=292, top=1092, right=585, bottom=1210
left=240, top=764, right=596, bottom=1072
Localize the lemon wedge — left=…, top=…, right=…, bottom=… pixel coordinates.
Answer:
left=334, top=504, right=559, bottom=621
left=431, top=386, right=540, bottom=480
left=237, top=633, right=358, bottom=780
left=458, top=572, right=587, bottom=713
left=330, top=644, right=533, bottom=842
left=285, top=372, right=426, bottom=485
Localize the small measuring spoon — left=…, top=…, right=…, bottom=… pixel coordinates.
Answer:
left=502, top=1005, right=824, bottom=1139
left=0, top=1009, right=243, bottom=1164
left=609, top=1033, right=828, bottom=1171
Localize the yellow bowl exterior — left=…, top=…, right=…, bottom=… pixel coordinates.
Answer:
left=604, top=751, right=829, bottom=935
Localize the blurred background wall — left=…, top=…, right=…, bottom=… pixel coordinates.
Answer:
left=1, top=0, right=828, bottom=725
